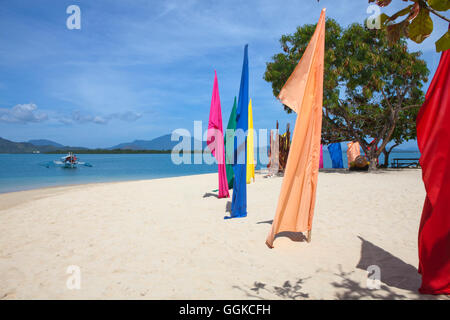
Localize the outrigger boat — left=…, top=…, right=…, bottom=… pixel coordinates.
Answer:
left=44, top=152, right=92, bottom=168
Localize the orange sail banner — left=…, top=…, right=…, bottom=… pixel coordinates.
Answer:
left=266, top=9, right=326, bottom=248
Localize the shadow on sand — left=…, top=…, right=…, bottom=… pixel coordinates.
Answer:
left=233, top=236, right=435, bottom=300
left=355, top=236, right=421, bottom=292
left=331, top=237, right=428, bottom=299
left=274, top=231, right=307, bottom=243
left=225, top=201, right=232, bottom=213
left=203, top=192, right=218, bottom=199
left=256, top=220, right=273, bottom=225
left=233, top=278, right=310, bottom=300
left=256, top=220, right=307, bottom=242
left=331, top=265, right=410, bottom=299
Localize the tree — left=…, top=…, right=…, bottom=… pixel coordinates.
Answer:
left=264, top=19, right=429, bottom=170
left=369, top=0, right=450, bottom=52
left=381, top=105, right=419, bottom=167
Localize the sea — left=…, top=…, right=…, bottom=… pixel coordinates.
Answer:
left=0, top=150, right=421, bottom=194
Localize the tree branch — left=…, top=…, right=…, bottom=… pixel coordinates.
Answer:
left=380, top=87, right=394, bottom=114
left=401, top=104, right=422, bottom=110
left=426, top=6, right=450, bottom=23
left=387, top=142, right=400, bottom=154
left=375, top=85, right=409, bottom=157
left=338, top=106, right=370, bottom=154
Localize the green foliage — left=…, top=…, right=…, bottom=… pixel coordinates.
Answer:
left=264, top=19, right=429, bottom=169
left=428, top=0, right=450, bottom=11
left=435, top=29, right=450, bottom=51
left=408, top=6, right=434, bottom=43
left=369, top=0, right=450, bottom=52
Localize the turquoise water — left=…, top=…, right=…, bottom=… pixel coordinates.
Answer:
left=0, top=154, right=219, bottom=193
left=0, top=151, right=420, bottom=193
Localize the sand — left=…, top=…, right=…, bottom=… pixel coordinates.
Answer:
left=0, top=169, right=447, bottom=300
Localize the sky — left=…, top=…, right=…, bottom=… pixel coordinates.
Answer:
left=0, top=0, right=447, bottom=149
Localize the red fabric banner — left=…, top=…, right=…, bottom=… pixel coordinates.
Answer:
left=416, top=49, right=450, bottom=295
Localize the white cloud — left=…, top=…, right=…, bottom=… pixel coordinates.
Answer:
left=110, top=111, right=143, bottom=122
left=0, top=103, right=48, bottom=124
left=59, top=110, right=142, bottom=125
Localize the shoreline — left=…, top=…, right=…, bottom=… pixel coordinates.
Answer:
left=0, top=171, right=219, bottom=211
left=0, top=171, right=218, bottom=197
left=0, top=168, right=421, bottom=211
left=0, top=167, right=420, bottom=194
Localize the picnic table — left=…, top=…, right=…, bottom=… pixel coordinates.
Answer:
left=391, top=158, right=420, bottom=168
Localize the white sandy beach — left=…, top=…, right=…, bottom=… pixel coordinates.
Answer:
left=0, top=169, right=447, bottom=300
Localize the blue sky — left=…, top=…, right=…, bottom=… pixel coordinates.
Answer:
left=0, top=0, right=446, bottom=148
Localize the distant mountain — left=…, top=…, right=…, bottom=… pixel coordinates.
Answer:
left=0, top=137, right=88, bottom=153
left=0, top=137, right=33, bottom=153
left=109, top=134, right=207, bottom=151
left=28, top=139, right=65, bottom=148
left=0, top=137, right=56, bottom=153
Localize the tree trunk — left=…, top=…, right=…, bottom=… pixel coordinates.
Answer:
left=369, top=157, right=378, bottom=170
left=382, top=143, right=399, bottom=168
left=363, top=145, right=379, bottom=171
left=382, top=149, right=390, bottom=168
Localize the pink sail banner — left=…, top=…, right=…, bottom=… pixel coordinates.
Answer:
left=207, top=71, right=230, bottom=198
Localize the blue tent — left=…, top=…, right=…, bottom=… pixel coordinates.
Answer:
left=328, top=143, right=343, bottom=168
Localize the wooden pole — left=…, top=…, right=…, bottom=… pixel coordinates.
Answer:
left=307, top=230, right=312, bottom=243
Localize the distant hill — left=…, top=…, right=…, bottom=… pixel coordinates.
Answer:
left=0, top=137, right=88, bottom=153
left=0, top=137, right=34, bottom=153
left=109, top=134, right=207, bottom=151
left=1, top=135, right=419, bottom=154
left=0, top=137, right=56, bottom=153
left=1, top=134, right=207, bottom=153
left=28, top=139, right=64, bottom=148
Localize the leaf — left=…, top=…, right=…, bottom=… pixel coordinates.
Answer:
left=427, top=0, right=450, bottom=11
left=408, top=8, right=433, bottom=43
left=386, top=20, right=409, bottom=44
left=435, top=30, right=450, bottom=52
